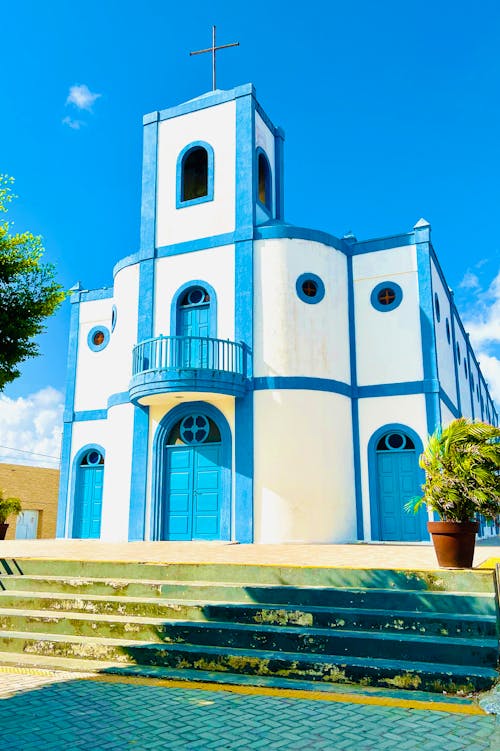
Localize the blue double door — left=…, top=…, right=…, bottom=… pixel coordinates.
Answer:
left=377, top=450, right=424, bottom=541
left=73, top=465, right=103, bottom=539
left=164, top=443, right=223, bottom=540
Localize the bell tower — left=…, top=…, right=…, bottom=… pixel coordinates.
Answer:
left=139, top=84, right=285, bottom=254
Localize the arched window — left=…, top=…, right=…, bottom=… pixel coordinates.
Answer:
left=183, top=147, right=208, bottom=201
left=257, top=149, right=272, bottom=211
left=176, top=142, right=214, bottom=208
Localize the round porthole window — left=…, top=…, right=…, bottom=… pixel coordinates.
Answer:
left=180, top=414, right=210, bottom=444
left=296, top=273, right=325, bottom=304
left=370, top=282, right=403, bottom=312
left=111, top=305, right=117, bottom=332
left=446, top=318, right=451, bottom=344
left=456, top=342, right=461, bottom=364
left=88, top=326, right=110, bottom=352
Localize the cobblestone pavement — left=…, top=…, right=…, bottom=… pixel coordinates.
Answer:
left=0, top=671, right=499, bottom=751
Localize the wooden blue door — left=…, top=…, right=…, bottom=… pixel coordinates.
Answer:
left=179, top=304, right=209, bottom=367
left=165, top=443, right=222, bottom=540
left=376, top=432, right=423, bottom=541
left=73, top=451, right=104, bottom=539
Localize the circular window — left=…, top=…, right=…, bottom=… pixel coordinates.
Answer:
left=88, top=326, right=110, bottom=352
left=434, top=293, right=440, bottom=322
left=464, top=360, right=468, bottom=379
left=296, top=273, right=325, bottom=304
left=111, top=305, right=117, bottom=332
left=180, top=287, right=210, bottom=307
left=456, top=343, right=461, bottom=364
left=180, top=414, right=210, bottom=444
left=377, top=432, right=415, bottom=451
left=446, top=318, right=451, bottom=344
left=370, top=282, right=403, bottom=312
left=80, top=449, right=104, bottom=466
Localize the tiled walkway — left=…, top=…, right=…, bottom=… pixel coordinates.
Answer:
left=0, top=538, right=499, bottom=569
left=0, top=670, right=498, bottom=750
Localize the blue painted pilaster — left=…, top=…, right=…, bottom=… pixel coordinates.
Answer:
left=274, top=127, right=285, bottom=221
left=128, top=114, right=158, bottom=540
left=56, top=292, right=81, bottom=537
left=415, top=220, right=441, bottom=435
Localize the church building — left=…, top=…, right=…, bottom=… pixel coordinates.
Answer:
left=56, top=83, right=498, bottom=544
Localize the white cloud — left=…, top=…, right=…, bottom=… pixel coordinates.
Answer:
left=0, top=387, right=63, bottom=468
left=462, top=268, right=500, bottom=408
left=62, top=115, right=85, bottom=130
left=66, top=84, right=101, bottom=111
left=459, top=271, right=481, bottom=291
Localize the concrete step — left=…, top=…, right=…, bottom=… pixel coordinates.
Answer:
left=0, top=609, right=496, bottom=668
left=0, top=559, right=495, bottom=592
left=0, top=629, right=496, bottom=693
left=0, top=591, right=496, bottom=638
left=1, top=576, right=495, bottom=613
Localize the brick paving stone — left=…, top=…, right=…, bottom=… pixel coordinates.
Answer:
left=0, top=672, right=498, bottom=750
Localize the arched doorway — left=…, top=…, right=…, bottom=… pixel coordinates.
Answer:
left=73, top=448, right=104, bottom=539
left=152, top=403, right=231, bottom=541
left=369, top=426, right=427, bottom=541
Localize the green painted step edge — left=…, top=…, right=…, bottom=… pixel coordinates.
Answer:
left=0, top=629, right=496, bottom=693
left=0, top=608, right=496, bottom=651
left=0, top=652, right=481, bottom=708
left=0, top=592, right=496, bottom=631
left=0, top=559, right=495, bottom=593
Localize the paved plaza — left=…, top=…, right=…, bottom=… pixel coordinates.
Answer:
left=0, top=537, right=499, bottom=570
left=0, top=668, right=498, bottom=751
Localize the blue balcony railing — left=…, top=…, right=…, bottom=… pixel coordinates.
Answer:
left=129, top=335, right=250, bottom=401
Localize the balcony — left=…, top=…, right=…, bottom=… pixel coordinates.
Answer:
left=129, top=335, right=250, bottom=402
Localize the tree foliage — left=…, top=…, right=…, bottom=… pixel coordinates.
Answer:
left=407, top=418, right=500, bottom=522
left=0, top=175, right=66, bottom=390
left=0, top=489, right=22, bottom=524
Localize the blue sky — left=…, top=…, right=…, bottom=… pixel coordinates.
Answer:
left=1, top=0, right=500, bottom=465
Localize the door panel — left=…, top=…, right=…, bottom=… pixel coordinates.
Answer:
left=74, top=466, right=103, bottom=539
left=165, top=443, right=222, bottom=540
left=377, top=450, right=421, bottom=542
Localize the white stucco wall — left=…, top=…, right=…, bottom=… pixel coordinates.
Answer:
left=440, top=401, right=456, bottom=427
left=99, top=403, right=136, bottom=541
left=254, top=238, right=350, bottom=383
left=453, top=318, right=472, bottom=418
left=253, top=390, right=356, bottom=543
left=156, top=100, right=236, bottom=247
left=431, top=263, right=457, bottom=407
left=154, top=245, right=235, bottom=340
left=357, top=394, right=427, bottom=540
left=73, top=264, right=139, bottom=412
left=354, top=246, right=423, bottom=386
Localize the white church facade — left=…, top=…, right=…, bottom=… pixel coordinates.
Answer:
left=56, top=83, right=498, bottom=544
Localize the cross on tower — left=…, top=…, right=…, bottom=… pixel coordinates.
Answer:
left=190, top=26, right=239, bottom=91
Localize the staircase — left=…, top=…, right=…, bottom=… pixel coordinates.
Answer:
left=0, top=558, right=498, bottom=694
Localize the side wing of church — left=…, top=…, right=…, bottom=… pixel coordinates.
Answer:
left=56, top=84, right=499, bottom=544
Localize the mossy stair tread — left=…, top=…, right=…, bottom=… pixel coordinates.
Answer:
left=0, top=607, right=496, bottom=651
left=0, top=628, right=496, bottom=681
left=0, top=590, right=495, bottom=625
left=0, top=574, right=496, bottom=597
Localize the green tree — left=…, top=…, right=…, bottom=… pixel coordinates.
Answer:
left=0, top=175, right=66, bottom=389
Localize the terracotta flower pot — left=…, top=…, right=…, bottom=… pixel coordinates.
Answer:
left=0, top=523, right=8, bottom=540
left=427, top=520, right=479, bottom=568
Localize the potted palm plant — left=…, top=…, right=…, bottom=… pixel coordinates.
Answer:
left=407, top=418, right=500, bottom=568
left=0, top=490, right=22, bottom=540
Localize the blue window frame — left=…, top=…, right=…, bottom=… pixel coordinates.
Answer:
left=111, top=305, right=117, bottom=332
left=88, top=326, right=110, bottom=352
left=296, top=273, right=325, bottom=304
left=256, top=147, right=272, bottom=213
left=370, top=281, right=403, bottom=312
left=176, top=141, right=214, bottom=209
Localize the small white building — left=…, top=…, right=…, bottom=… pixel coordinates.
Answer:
left=56, top=84, right=498, bottom=544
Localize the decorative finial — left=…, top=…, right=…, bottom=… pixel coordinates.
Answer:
left=190, top=26, right=239, bottom=91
